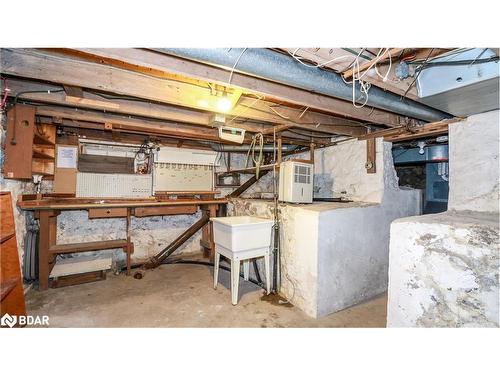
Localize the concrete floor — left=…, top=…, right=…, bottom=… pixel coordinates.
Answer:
left=26, top=262, right=387, bottom=327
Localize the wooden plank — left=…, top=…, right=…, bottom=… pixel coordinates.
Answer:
left=227, top=170, right=270, bottom=198
left=1, top=49, right=266, bottom=133
left=35, top=105, right=223, bottom=142
left=7, top=77, right=364, bottom=137
left=0, top=193, right=16, bottom=240
left=70, top=48, right=404, bottom=127
left=32, top=158, right=54, bottom=176
left=34, top=123, right=56, bottom=145
left=134, top=205, right=197, bottom=217
left=37, top=210, right=55, bottom=290
left=32, top=145, right=55, bottom=159
left=366, top=138, right=376, bottom=173
left=359, top=117, right=463, bottom=142
left=3, top=104, right=35, bottom=179
left=7, top=79, right=218, bottom=128
left=50, top=270, right=106, bottom=288
left=343, top=48, right=405, bottom=79
left=0, top=193, right=26, bottom=317
left=88, top=207, right=128, bottom=219
left=49, top=239, right=128, bottom=254
left=17, top=197, right=228, bottom=210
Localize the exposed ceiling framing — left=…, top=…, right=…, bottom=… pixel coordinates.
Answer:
left=0, top=47, right=457, bottom=148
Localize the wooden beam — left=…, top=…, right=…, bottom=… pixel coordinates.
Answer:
left=353, top=48, right=452, bottom=100
left=343, top=48, right=405, bottom=79
left=366, top=138, right=376, bottom=173
left=34, top=105, right=223, bottom=142
left=227, top=170, right=270, bottom=198
left=66, top=48, right=405, bottom=127
left=358, top=118, right=463, bottom=142
left=237, top=97, right=367, bottom=136
left=5, top=79, right=269, bottom=134
left=8, top=78, right=367, bottom=139
left=2, top=49, right=368, bottom=134
left=56, top=125, right=216, bottom=150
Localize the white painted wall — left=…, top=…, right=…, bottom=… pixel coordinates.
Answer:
left=388, top=212, right=499, bottom=327
left=314, top=138, right=386, bottom=202
left=314, top=142, right=421, bottom=317
left=231, top=139, right=422, bottom=318
left=448, top=110, right=500, bottom=213
left=387, top=110, right=500, bottom=327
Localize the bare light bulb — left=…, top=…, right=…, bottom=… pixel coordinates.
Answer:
left=216, top=95, right=232, bottom=113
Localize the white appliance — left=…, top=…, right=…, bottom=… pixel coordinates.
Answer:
left=278, top=160, right=313, bottom=203
left=76, top=172, right=152, bottom=198
left=153, top=147, right=218, bottom=192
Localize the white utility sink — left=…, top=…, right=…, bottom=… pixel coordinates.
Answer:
left=211, top=216, right=274, bottom=252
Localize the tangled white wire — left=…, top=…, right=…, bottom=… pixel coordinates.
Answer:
left=289, top=48, right=393, bottom=109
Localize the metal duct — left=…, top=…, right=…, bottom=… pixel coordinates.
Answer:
left=213, top=144, right=299, bottom=152
left=157, top=48, right=451, bottom=122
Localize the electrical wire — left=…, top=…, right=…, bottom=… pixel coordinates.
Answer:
left=402, top=48, right=435, bottom=99
left=8, top=88, right=64, bottom=145
left=286, top=129, right=336, bottom=139
left=0, top=77, right=9, bottom=112
left=245, top=133, right=264, bottom=177
left=410, top=55, right=499, bottom=69
left=228, top=48, right=248, bottom=86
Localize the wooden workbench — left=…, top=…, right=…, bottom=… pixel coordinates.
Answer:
left=17, top=193, right=227, bottom=291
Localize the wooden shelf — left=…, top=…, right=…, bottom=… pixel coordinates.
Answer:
left=33, top=149, right=55, bottom=160
left=34, top=132, right=55, bottom=146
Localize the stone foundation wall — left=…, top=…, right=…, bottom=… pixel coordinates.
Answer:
left=387, top=110, right=500, bottom=327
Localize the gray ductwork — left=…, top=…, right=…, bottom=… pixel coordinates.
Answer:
left=156, top=48, right=451, bottom=122
left=212, top=144, right=299, bottom=152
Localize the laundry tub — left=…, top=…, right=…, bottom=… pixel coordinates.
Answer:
left=211, top=216, right=274, bottom=251
left=211, top=216, right=274, bottom=304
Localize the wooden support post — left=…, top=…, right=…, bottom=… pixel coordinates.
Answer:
left=208, top=204, right=217, bottom=261
left=277, top=137, right=282, bottom=165
left=310, top=142, right=315, bottom=164
left=125, top=208, right=132, bottom=275
left=366, top=138, right=376, bottom=174
left=38, top=210, right=59, bottom=291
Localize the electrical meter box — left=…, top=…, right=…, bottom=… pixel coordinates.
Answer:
left=278, top=160, right=314, bottom=203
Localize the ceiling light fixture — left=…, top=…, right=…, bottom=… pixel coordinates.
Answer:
left=216, top=92, right=232, bottom=113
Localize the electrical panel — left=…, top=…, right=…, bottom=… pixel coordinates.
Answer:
left=278, top=160, right=313, bottom=203
left=76, top=172, right=152, bottom=198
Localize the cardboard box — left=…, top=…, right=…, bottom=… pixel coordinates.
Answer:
left=53, top=144, right=78, bottom=194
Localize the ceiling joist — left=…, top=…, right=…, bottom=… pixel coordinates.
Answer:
left=65, top=48, right=404, bottom=127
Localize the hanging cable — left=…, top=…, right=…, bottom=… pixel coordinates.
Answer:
left=228, top=48, right=248, bottom=85
left=245, top=133, right=264, bottom=178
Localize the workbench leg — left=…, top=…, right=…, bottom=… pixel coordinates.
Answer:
left=126, top=209, right=132, bottom=276
left=38, top=210, right=58, bottom=291
left=208, top=205, right=217, bottom=262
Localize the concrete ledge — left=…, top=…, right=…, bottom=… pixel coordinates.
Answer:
left=387, top=210, right=499, bottom=327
